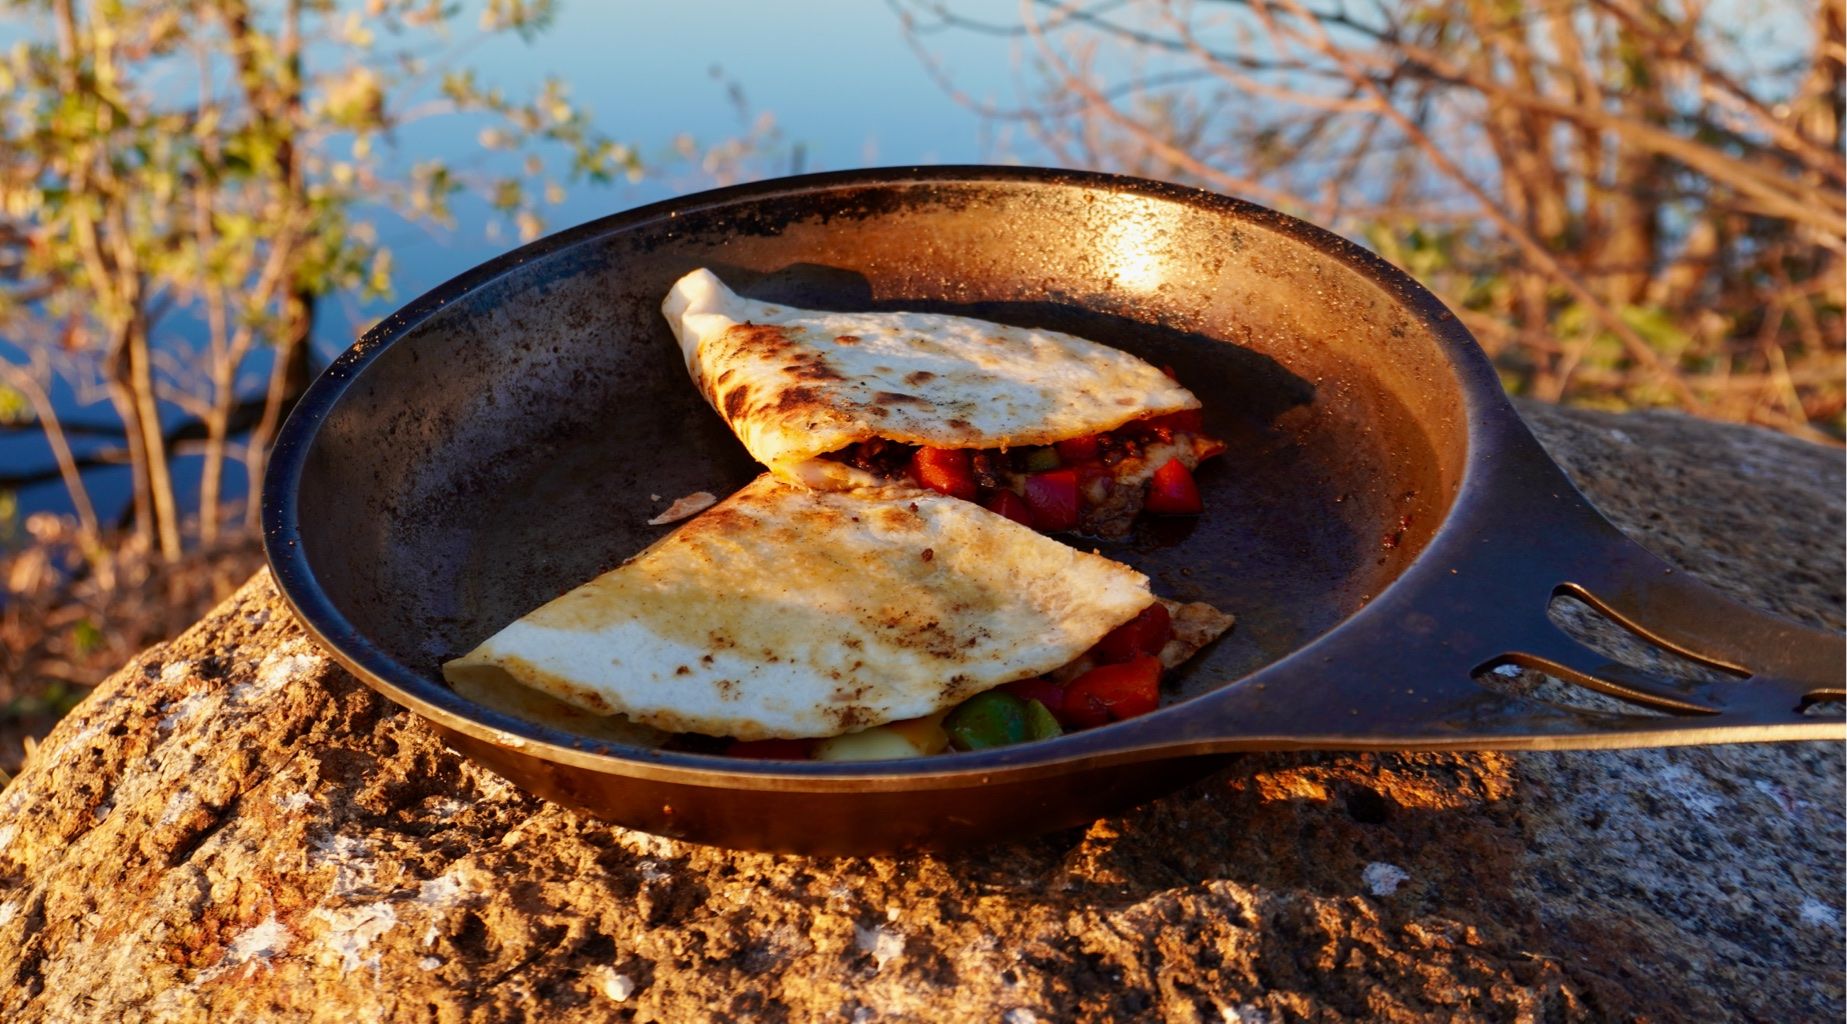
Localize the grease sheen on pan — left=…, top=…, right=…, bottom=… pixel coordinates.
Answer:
left=662, top=269, right=1200, bottom=488
left=442, top=475, right=1155, bottom=740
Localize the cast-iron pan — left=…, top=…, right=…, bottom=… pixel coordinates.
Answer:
left=264, top=167, right=1844, bottom=854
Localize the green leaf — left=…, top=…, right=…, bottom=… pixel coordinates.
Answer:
left=71, top=618, right=104, bottom=655
left=0, top=384, right=27, bottom=423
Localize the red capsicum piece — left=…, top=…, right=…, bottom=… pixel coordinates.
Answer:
left=1144, top=458, right=1203, bottom=515
left=1093, top=602, right=1173, bottom=663
left=1054, top=433, right=1101, bottom=463
left=982, top=488, right=1034, bottom=526
left=910, top=447, right=978, bottom=501
left=1023, top=468, right=1080, bottom=532
left=1063, top=656, right=1163, bottom=727
left=1131, top=409, right=1204, bottom=443
left=1001, top=677, right=1069, bottom=721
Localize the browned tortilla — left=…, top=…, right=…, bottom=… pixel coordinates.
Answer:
left=444, top=475, right=1158, bottom=739
left=662, top=268, right=1200, bottom=489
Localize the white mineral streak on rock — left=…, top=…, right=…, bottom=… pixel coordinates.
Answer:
left=619, top=829, right=683, bottom=860
left=498, top=818, right=543, bottom=848
left=415, top=866, right=481, bottom=947
left=275, top=791, right=313, bottom=813
left=311, top=903, right=398, bottom=976
left=158, top=692, right=209, bottom=731
left=0, top=822, right=17, bottom=855
left=0, top=783, right=28, bottom=820
left=227, top=913, right=292, bottom=962
left=311, top=833, right=378, bottom=897
left=1799, top=899, right=1842, bottom=930
left=1754, top=779, right=1805, bottom=818
left=35, top=716, right=105, bottom=771
left=1655, top=763, right=1723, bottom=818
left=468, top=769, right=524, bottom=804
left=418, top=956, right=443, bottom=971
left=1608, top=428, right=1633, bottom=444
left=1002, top=1009, right=1037, bottom=1024
left=425, top=796, right=469, bottom=820
left=235, top=642, right=325, bottom=701
left=416, top=868, right=476, bottom=907
left=0, top=901, right=17, bottom=928
left=1221, top=1006, right=1270, bottom=1024
left=194, top=913, right=292, bottom=982
left=159, top=660, right=193, bottom=686
left=592, top=966, right=636, bottom=1002
left=157, top=789, right=197, bottom=827
left=1363, top=861, right=1410, bottom=897
left=855, top=923, right=904, bottom=971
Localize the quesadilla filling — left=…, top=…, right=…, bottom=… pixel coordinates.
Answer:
left=716, top=597, right=1232, bottom=761
left=821, top=407, right=1225, bottom=539
left=456, top=592, right=1233, bottom=763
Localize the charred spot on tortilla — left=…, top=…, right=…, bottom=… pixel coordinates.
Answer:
left=721, top=384, right=751, bottom=419
left=771, top=385, right=825, bottom=414
left=717, top=322, right=799, bottom=360
left=873, top=391, right=926, bottom=405
left=784, top=361, right=845, bottom=382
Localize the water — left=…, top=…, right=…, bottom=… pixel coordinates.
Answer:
left=0, top=1, right=1031, bottom=528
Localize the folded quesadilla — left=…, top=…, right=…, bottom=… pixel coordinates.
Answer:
left=663, top=269, right=1225, bottom=537
left=444, top=475, right=1232, bottom=759
left=446, top=474, right=1164, bottom=742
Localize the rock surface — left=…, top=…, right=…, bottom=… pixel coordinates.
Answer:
left=1, top=402, right=1841, bottom=1023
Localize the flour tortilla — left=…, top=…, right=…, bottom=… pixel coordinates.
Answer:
left=662, top=269, right=1201, bottom=488
left=448, top=669, right=669, bottom=749
left=442, top=474, right=1157, bottom=740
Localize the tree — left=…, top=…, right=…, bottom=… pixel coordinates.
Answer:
left=0, top=0, right=713, bottom=556
left=897, top=0, right=1845, bottom=439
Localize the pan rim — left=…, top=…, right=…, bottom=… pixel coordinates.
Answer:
left=263, top=163, right=1507, bottom=787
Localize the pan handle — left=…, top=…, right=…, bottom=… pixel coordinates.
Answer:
left=1145, top=456, right=1844, bottom=755
left=1448, top=509, right=1846, bottom=731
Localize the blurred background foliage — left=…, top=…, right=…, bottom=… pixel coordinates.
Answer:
left=0, top=0, right=1841, bottom=773
left=0, top=0, right=785, bottom=767
left=897, top=0, right=1843, bottom=439
left=0, top=0, right=651, bottom=564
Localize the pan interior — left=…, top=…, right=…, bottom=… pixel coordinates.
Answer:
left=294, top=176, right=1470, bottom=714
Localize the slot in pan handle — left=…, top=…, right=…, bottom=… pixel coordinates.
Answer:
left=1137, top=458, right=1844, bottom=755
